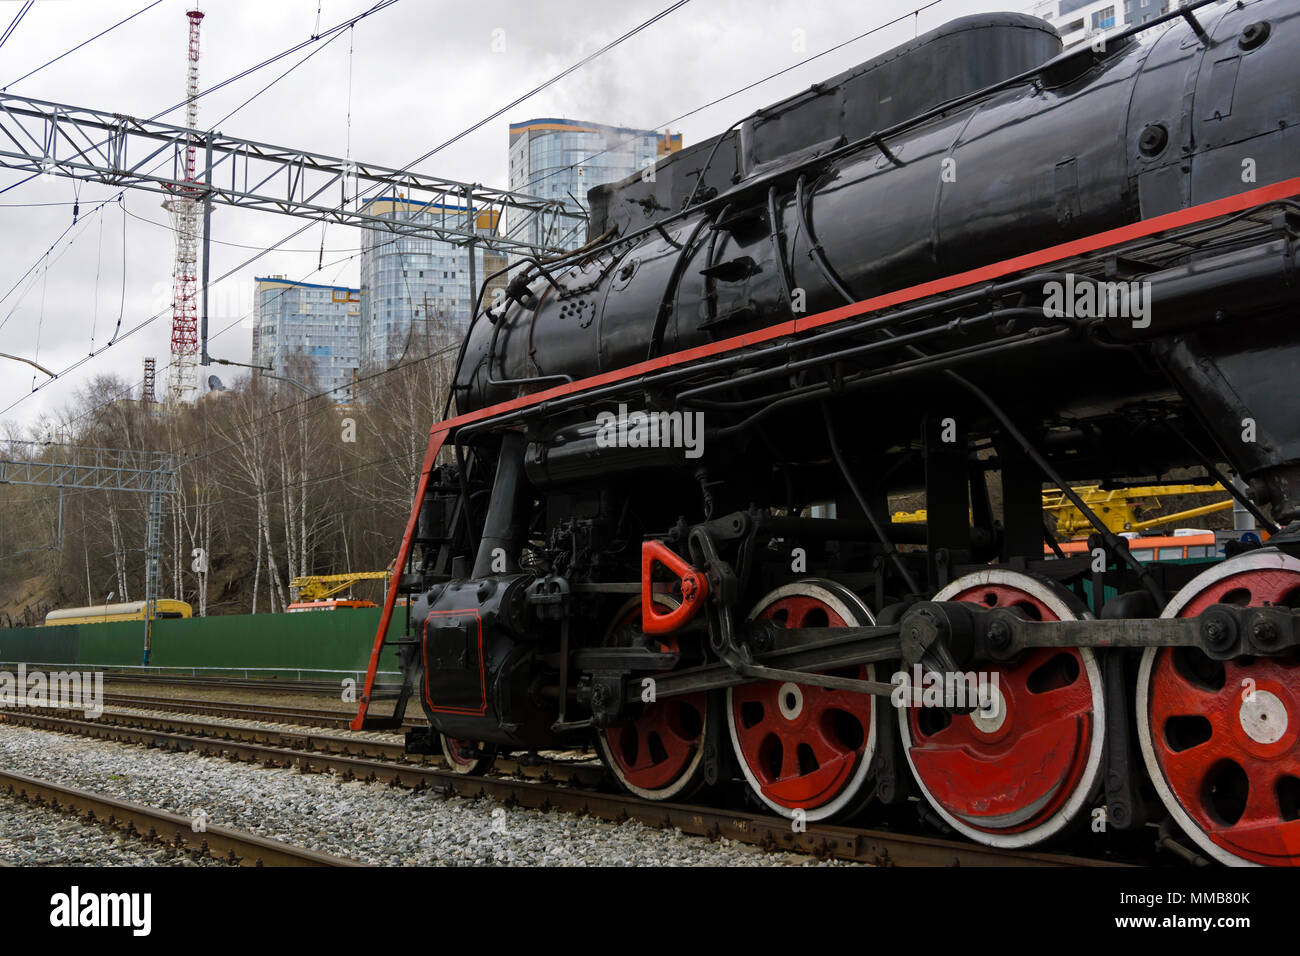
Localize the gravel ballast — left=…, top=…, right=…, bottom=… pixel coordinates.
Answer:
left=0, top=789, right=233, bottom=867
left=0, top=724, right=855, bottom=866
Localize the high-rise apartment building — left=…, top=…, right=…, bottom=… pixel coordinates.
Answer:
left=252, top=277, right=360, bottom=399
left=1028, top=0, right=1222, bottom=46
left=358, top=198, right=506, bottom=370
left=507, top=118, right=683, bottom=254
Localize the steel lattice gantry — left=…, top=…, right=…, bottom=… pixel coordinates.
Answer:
left=0, top=443, right=176, bottom=664
left=0, top=91, right=588, bottom=256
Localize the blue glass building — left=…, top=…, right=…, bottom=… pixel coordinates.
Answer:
left=507, top=118, right=683, bottom=254
left=253, top=277, right=361, bottom=400
left=358, top=198, right=506, bottom=370
left=1029, top=0, right=1226, bottom=46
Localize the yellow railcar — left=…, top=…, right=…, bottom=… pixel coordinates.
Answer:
left=43, top=600, right=193, bottom=627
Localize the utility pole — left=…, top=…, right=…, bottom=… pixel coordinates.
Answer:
left=142, top=465, right=167, bottom=665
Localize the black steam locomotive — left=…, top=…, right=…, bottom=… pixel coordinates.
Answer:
left=355, top=0, right=1300, bottom=866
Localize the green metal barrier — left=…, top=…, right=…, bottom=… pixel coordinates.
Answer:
left=0, top=608, right=403, bottom=681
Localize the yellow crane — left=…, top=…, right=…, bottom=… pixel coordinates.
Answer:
left=892, top=483, right=1233, bottom=536
left=1042, top=484, right=1230, bottom=536
left=290, top=570, right=391, bottom=602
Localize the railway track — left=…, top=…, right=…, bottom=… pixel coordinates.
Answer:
left=12, top=702, right=605, bottom=785
left=96, top=692, right=423, bottom=732
left=0, top=766, right=362, bottom=867
left=98, top=673, right=394, bottom=694
left=0, top=705, right=1129, bottom=867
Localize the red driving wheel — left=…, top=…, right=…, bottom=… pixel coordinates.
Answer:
left=899, top=570, right=1105, bottom=848
left=596, top=597, right=710, bottom=800
left=1138, top=551, right=1300, bottom=866
left=727, top=580, right=878, bottom=822
left=440, top=733, right=495, bottom=775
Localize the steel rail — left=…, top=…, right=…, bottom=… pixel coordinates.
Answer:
left=96, top=692, right=420, bottom=730
left=0, top=767, right=363, bottom=866
left=0, top=709, right=1127, bottom=867
left=0, top=704, right=605, bottom=785
left=94, top=673, right=399, bottom=693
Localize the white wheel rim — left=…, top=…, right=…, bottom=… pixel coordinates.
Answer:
left=1136, top=549, right=1300, bottom=867
left=595, top=594, right=710, bottom=801
left=440, top=734, right=490, bottom=774
left=725, top=579, right=878, bottom=822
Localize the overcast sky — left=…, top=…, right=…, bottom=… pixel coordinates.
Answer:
left=0, top=0, right=1026, bottom=430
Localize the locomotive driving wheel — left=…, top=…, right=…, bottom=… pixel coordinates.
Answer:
left=595, top=596, right=712, bottom=801
left=899, top=570, right=1106, bottom=848
left=1137, top=550, right=1300, bottom=867
left=439, top=734, right=496, bottom=775
left=727, top=579, right=879, bottom=822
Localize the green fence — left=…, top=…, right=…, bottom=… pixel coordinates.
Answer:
left=0, top=607, right=406, bottom=680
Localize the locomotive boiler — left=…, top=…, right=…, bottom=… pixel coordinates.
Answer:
left=354, top=0, right=1300, bottom=866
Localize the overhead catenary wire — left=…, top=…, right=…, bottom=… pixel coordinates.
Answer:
left=318, top=23, right=358, bottom=272
left=516, top=0, right=947, bottom=198
left=7, top=0, right=973, bottom=496
left=2, top=331, right=465, bottom=530
left=7, top=0, right=669, bottom=399
left=207, top=18, right=352, bottom=131
left=31, top=249, right=49, bottom=388
left=2, top=228, right=420, bottom=423
left=4, top=0, right=959, bottom=445
left=0, top=24, right=364, bottom=330
left=1, top=0, right=698, bottom=422
left=122, top=205, right=361, bottom=252
left=2, top=0, right=164, bottom=90
left=0, top=0, right=400, bottom=302
left=109, top=194, right=127, bottom=346
left=0, top=2, right=402, bottom=373
left=150, top=0, right=399, bottom=127
left=0, top=0, right=401, bottom=203
left=2, top=227, right=416, bottom=425
left=401, top=0, right=693, bottom=172
left=0, top=190, right=127, bottom=332
left=0, top=2, right=35, bottom=54
left=90, top=201, right=106, bottom=351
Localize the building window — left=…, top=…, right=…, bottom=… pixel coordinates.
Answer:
left=1092, top=5, right=1115, bottom=29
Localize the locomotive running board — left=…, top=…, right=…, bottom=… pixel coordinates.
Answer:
left=351, top=175, right=1300, bottom=732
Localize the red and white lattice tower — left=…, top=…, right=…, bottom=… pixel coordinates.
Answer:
left=163, top=9, right=204, bottom=404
